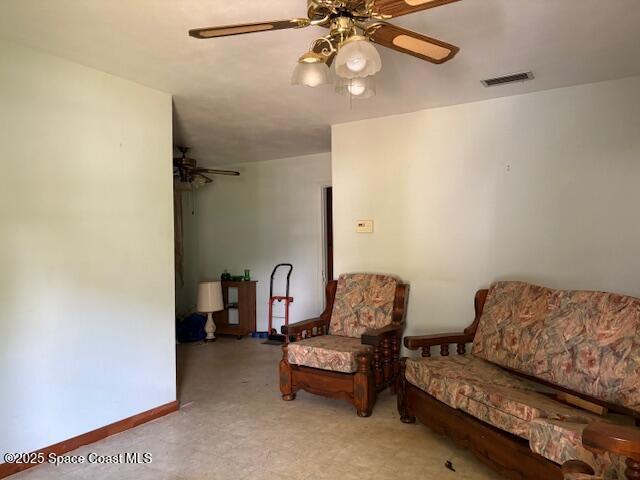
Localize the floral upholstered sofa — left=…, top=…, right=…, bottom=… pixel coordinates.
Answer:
left=280, top=273, right=408, bottom=416
left=398, top=281, right=640, bottom=480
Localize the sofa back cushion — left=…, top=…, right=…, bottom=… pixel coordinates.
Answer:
left=472, top=281, right=640, bottom=413
left=329, top=273, right=398, bottom=338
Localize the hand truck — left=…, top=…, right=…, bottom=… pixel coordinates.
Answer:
left=267, top=263, right=293, bottom=343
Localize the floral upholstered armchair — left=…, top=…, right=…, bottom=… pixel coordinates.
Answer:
left=279, top=273, right=408, bottom=417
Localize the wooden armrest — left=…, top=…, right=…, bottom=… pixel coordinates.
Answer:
left=583, top=422, right=640, bottom=458
left=361, top=324, right=402, bottom=346
left=404, top=332, right=474, bottom=350
left=281, top=317, right=328, bottom=335
left=401, top=289, right=487, bottom=351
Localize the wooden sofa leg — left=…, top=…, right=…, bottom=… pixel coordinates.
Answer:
left=279, top=345, right=296, bottom=401
left=354, top=353, right=375, bottom=417
left=397, top=358, right=415, bottom=423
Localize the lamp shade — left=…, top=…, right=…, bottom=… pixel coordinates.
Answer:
left=335, top=76, right=376, bottom=99
left=197, top=281, right=224, bottom=313
left=291, top=54, right=330, bottom=87
left=335, top=36, right=382, bottom=79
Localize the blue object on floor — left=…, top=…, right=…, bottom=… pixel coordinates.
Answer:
left=176, top=314, right=206, bottom=343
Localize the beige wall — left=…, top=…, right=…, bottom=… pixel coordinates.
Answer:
left=178, top=153, right=332, bottom=332
left=332, top=75, right=640, bottom=336
left=0, top=40, right=175, bottom=455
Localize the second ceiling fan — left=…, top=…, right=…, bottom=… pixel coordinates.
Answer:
left=173, top=147, right=239, bottom=192
left=189, top=0, right=461, bottom=99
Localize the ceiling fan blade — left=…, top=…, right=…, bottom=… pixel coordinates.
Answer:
left=196, top=168, right=240, bottom=177
left=366, top=23, right=459, bottom=64
left=189, top=19, right=310, bottom=39
left=371, top=0, right=461, bottom=18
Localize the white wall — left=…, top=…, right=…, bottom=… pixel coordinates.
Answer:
left=332, top=76, right=640, bottom=337
left=178, top=153, right=331, bottom=332
left=0, top=40, right=176, bottom=456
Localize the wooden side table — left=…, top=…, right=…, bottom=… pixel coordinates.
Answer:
left=212, top=281, right=257, bottom=339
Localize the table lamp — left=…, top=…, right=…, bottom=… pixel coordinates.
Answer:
left=197, top=281, right=224, bottom=342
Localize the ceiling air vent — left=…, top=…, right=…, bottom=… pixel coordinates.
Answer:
left=481, top=71, right=534, bottom=87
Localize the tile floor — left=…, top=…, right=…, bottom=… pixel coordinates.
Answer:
left=12, top=337, right=497, bottom=479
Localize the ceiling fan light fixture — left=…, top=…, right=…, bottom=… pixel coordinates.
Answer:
left=190, top=1, right=462, bottom=98
left=335, top=76, right=376, bottom=99
left=335, top=36, right=382, bottom=79
left=291, top=51, right=330, bottom=87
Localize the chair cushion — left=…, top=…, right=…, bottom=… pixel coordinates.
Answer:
left=405, top=355, right=537, bottom=414
left=287, top=335, right=372, bottom=373
left=405, top=356, right=630, bottom=477
left=405, top=356, right=604, bottom=439
left=472, top=281, right=640, bottom=414
left=328, top=273, right=398, bottom=338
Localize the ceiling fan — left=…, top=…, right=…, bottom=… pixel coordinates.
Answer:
left=173, top=146, right=240, bottom=192
left=189, top=0, right=461, bottom=99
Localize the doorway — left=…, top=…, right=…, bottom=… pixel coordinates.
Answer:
left=323, top=186, right=334, bottom=284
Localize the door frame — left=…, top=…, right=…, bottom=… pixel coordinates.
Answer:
left=320, top=185, right=334, bottom=306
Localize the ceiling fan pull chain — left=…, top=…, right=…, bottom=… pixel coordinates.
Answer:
left=191, top=184, right=196, bottom=216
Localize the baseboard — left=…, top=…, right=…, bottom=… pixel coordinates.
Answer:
left=0, top=400, right=179, bottom=479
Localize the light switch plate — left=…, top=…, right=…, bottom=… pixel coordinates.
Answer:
left=356, top=220, right=374, bottom=233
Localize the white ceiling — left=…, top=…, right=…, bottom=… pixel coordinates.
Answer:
left=2, top=1, right=640, bottom=165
